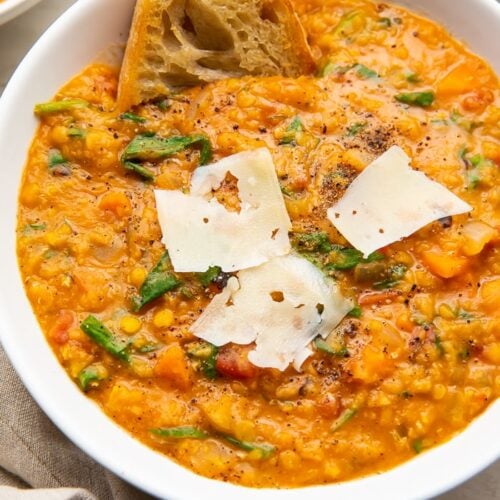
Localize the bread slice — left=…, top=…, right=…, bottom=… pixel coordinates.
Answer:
left=117, top=0, right=315, bottom=111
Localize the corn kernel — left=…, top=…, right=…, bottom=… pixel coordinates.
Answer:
left=438, top=303, right=455, bottom=320
left=432, top=384, right=447, bottom=400
left=50, top=125, right=70, bottom=145
left=153, top=309, right=174, bottom=328
left=21, top=183, right=40, bottom=207
left=120, top=315, right=142, bottom=334
left=129, top=267, right=147, bottom=288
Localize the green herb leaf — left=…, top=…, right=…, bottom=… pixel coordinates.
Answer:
left=405, top=72, right=421, bottom=83
left=123, top=161, right=155, bottom=181
left=412, top=438, right=424, bottom=454
left=332, top=407, right=357, bottom=432
left=332, top=10, right=364, bottom=37
left=77, top=363, right=108, bottom=392
left=314, top=338, right=348, bottom=357
left=34, top=99, right=89, bottom=115
left=48, top=149, right=67, bottom=168
left=319, top=62, right=353, bottom=77
left=80, top=315, right=131, bottom=362
left=373, top=263, right=407, bottom=289
left=395, top=91, right=435, bottom=107
left=353, top=63, right=378, bottom=79
left=186, top=341, right=219, bottom=379
left=121, top=133, right=213, bottom=165
left=151, top=426, right=209, bottom=439
left=22, top=223, right=47, bottom=234
left=348, top=305, right=362, bottom=318
left=346, top=122, right=367, bottom=136
left=292, top=231, right=332, bottom=254
left=223, top=435, right=276, bottom=459
left=131, top=252, right=182, bottom=312
left=378, top=17, right=391, bottom=28
left=119, top=112, right=146, bottom=123
left=197, top=266, right=222, bottom=287
left=434, top=334, right=445, bottom=356
left=67, top=127, right=86, bottom=138
left=280, top=116, right=304, bottom=145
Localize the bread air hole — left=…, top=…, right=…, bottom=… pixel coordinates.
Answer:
left=260, top=2, right=280, bottom=24
left=182, top=0, right=235, bottom=51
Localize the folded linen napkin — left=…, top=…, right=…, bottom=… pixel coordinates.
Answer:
left=0, top=346, right=152, bottom=500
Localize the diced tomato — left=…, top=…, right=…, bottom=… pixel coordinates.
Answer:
left=48, top=309, right=74, bottom=345
left=216, top=345, right=258, bottom=380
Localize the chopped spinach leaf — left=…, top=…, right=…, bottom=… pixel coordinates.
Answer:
left=77, top=363, right=107, bottom=392
left=67, top=127, right=86, bottom=138
left=412, top=438, right=424, bottom=454
left=151, top=426, right=209, bottom=439
left=186, top=341, right=219, bottom=379
left=34, top=99, right=89, bottom=115
left=123, top=161, right=155, bottom=181
left=346, top=122, right=367, bottom=136
left=80, top=315, right=131, bottom=362
left=22, top=223, right=46, bottom=234
left=434, top=335, right=445, bottom=356
left=131, top=252, right=182, bottom=312
left=353, top=63, right=378, bottom=79
left=378, top=17, right=391, bottom=28
left=332, top=407, right=357, bottom=432
left=405, top=72, right=421, bottom=83
left=395, top=91, right=435, bottom=107
left=197, top=266, right=222, bottom=287
left=121, top=133, right=213, bottom=165
left=373, top=263, right=407, bottom=289
left=119, top=112, right=146, bottom=123
left=280, top=116, right=304, bottom=145
left=223, top=435, right=275, bottom=459
left=348, top=305, right=362, bottom=318
left=314, top=338, right=348, bottom=357
left=293, top=231, right=332, bottom=254
left=332, top=10, right=364, bottom=37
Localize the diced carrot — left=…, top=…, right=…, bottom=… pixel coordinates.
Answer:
left=349, top=344, right=394, bottom=384
left=480, top=279, right=500, bottom=313
left=154, top=344, right=192, bottom=390
left=49, top=309, right=74, bottom=345
left=358, top=290, right=400, bottom=306
left=421, top=250, right=469, bottom=279
left=99, top=191, right=132, bottom=218
left=436, top=61, right=494, bottom=98
left=216, top=345, right=258, bottom=380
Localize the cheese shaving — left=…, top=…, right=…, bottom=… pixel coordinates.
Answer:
left=327, top=145, right=472, bottom=257
left=154, top=148, right=291, bottom=272
left=191, top=254, right=352, bottom=371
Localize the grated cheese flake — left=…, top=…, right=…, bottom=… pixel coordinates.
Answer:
left=191, top=254, right=352, bottom=371
left=154, top=148, right=291, bottom=272
left=327, top=145, right=472, bottom=257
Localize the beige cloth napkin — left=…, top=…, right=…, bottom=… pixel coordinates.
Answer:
left=0, top=346, right=152, bottom=500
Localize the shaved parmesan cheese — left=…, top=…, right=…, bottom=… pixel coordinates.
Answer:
left=327, top=146, right=472, bottom=257
left=191, top=254, right=352, bottom=371
left=154, top=148, right=291, bottom=272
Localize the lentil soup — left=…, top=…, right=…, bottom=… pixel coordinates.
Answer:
left=17, top=0, right=500, bottom=488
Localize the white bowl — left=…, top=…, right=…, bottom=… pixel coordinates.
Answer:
left=0, top=0, right=498, bottom=498
left=0, top=0, right=42, bottom=25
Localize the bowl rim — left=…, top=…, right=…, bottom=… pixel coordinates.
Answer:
left=0, top=0, right=43, bottom=26
left=0, top=0, right=499, bottom=499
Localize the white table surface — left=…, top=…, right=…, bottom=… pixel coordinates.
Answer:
left=0, top=1, right=498, bottom=499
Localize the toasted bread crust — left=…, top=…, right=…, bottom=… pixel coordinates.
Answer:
left=117, top=0, right=315, bottom=111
